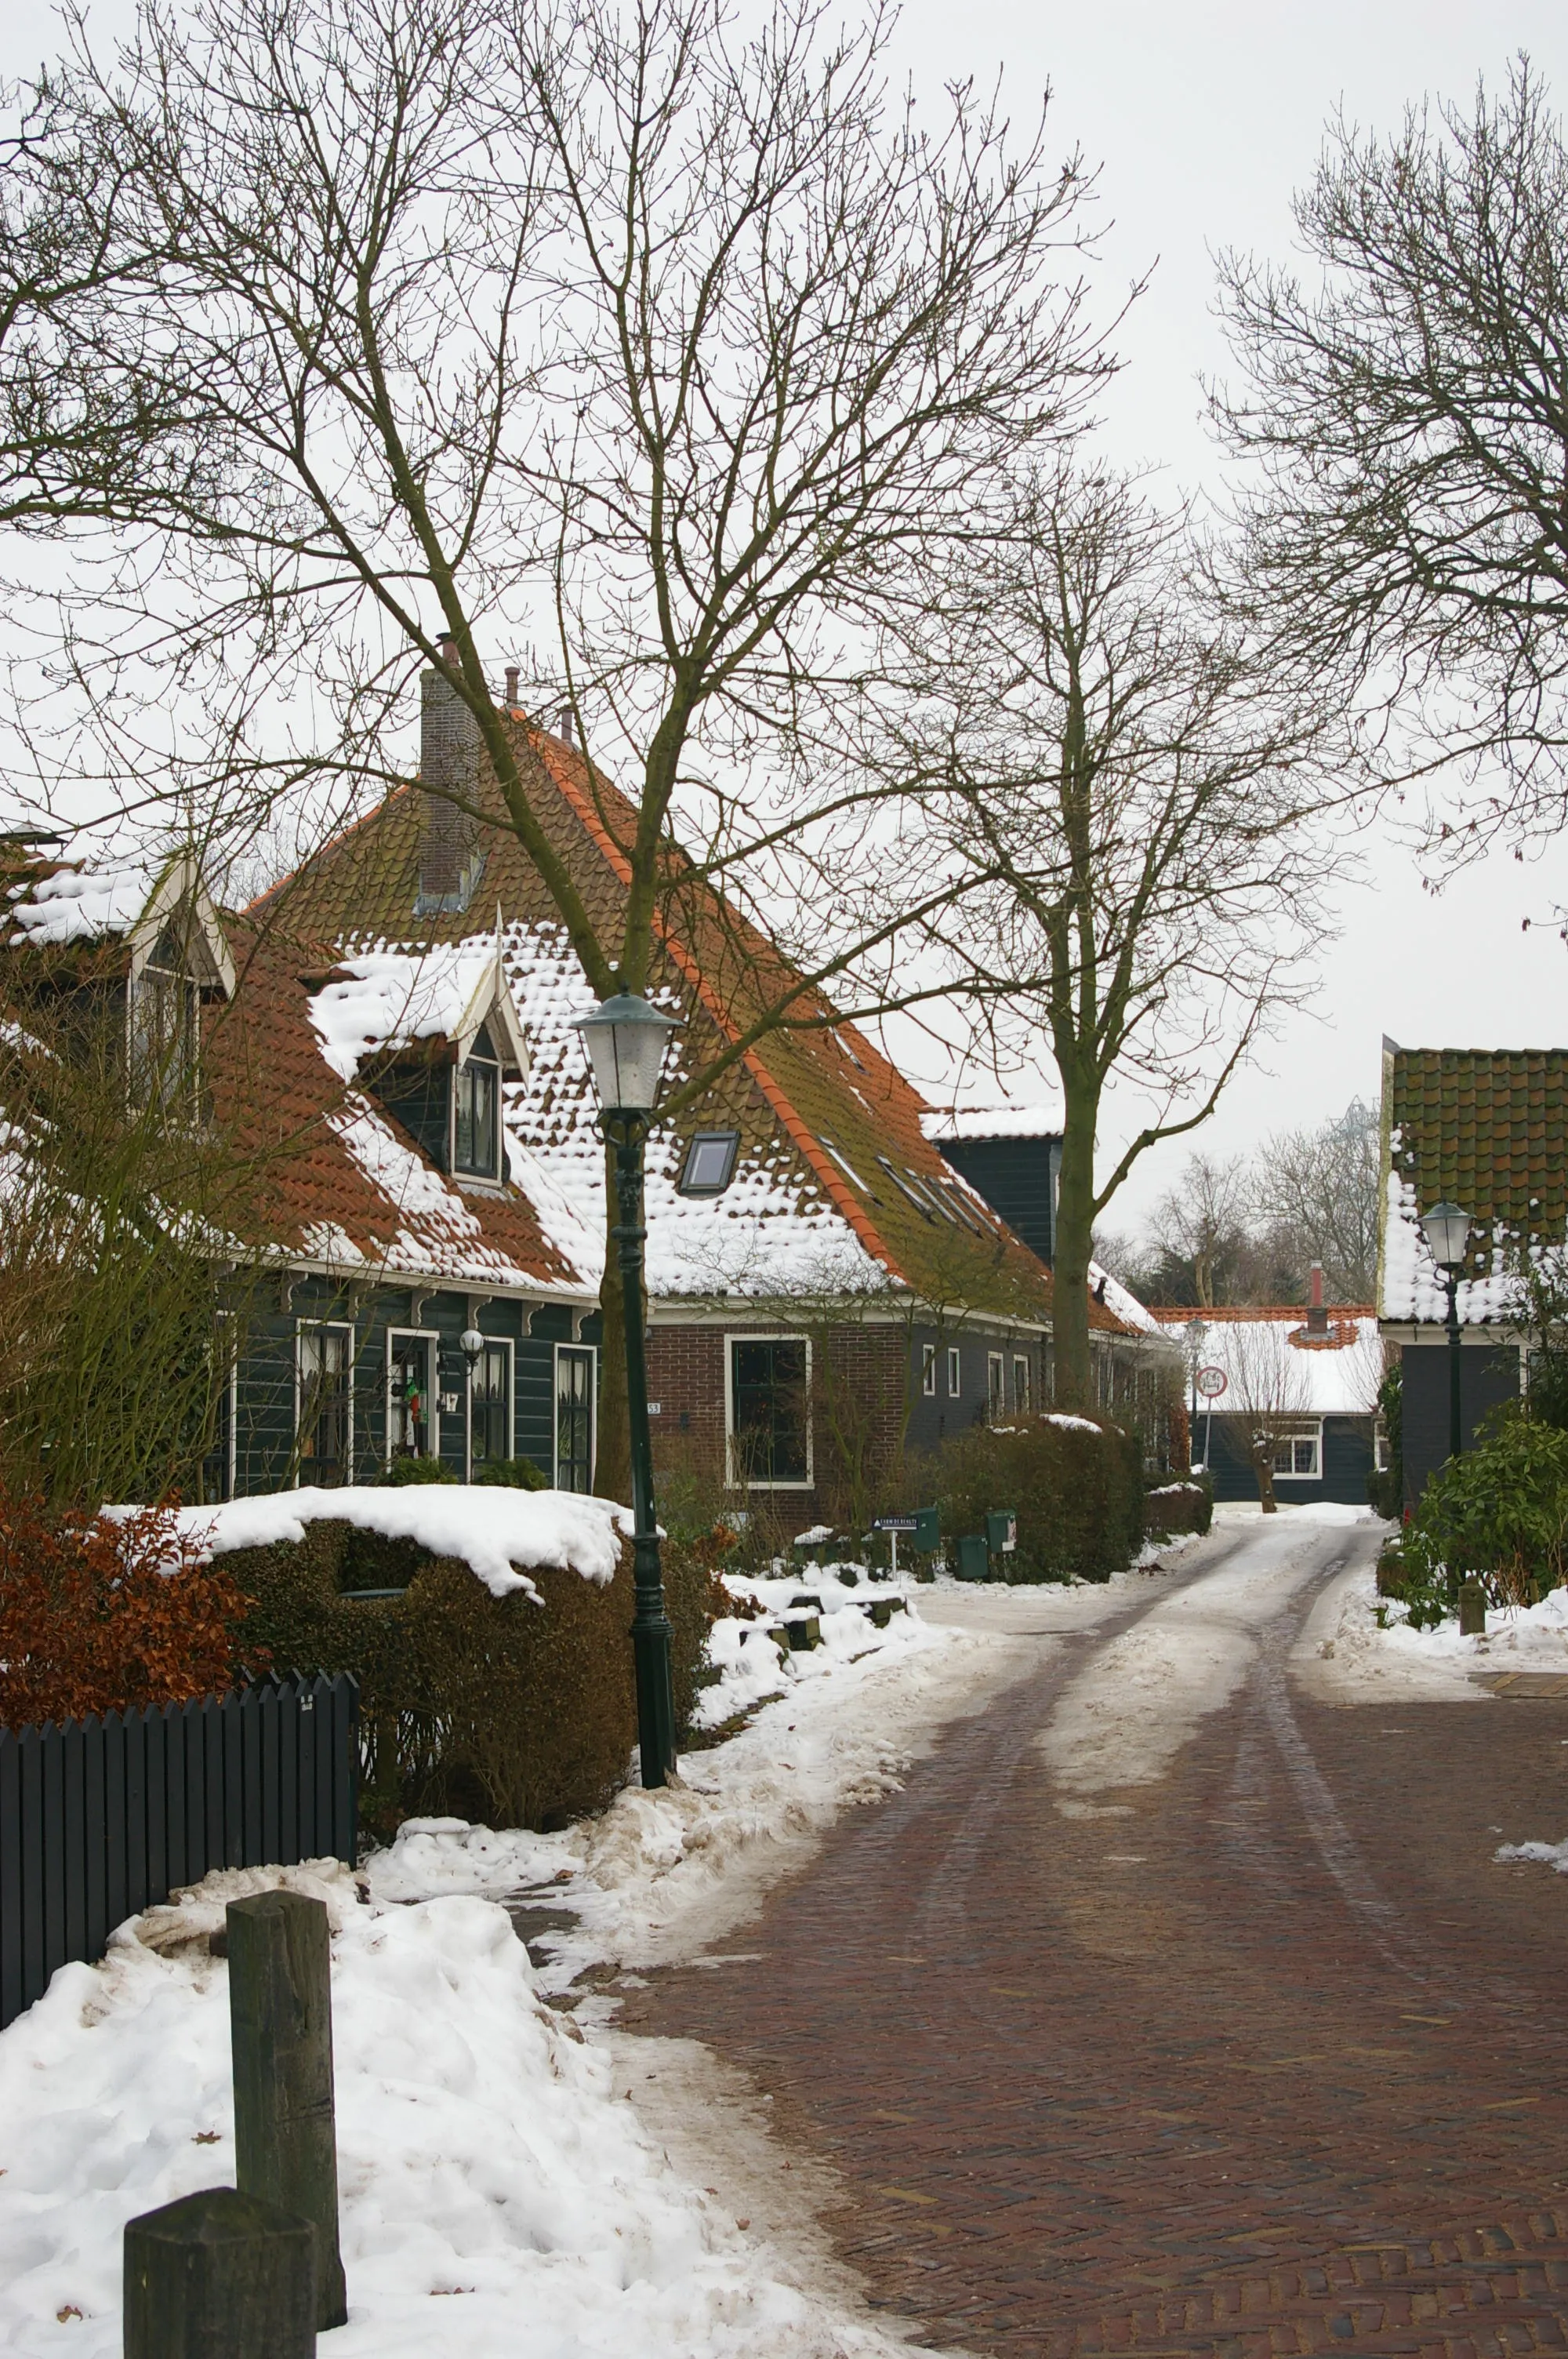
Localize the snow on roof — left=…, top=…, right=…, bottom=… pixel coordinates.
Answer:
left=310, top=940, right=525, bottom=1081
left=1152, top=1307, right=1384, bottom=1416
left=1380, top=1164, right=1521, bottom=1326
left=920, top=1100, right=1064, bottom=1142
left=7, top=856, right=156, bottom=946
left=1091, top=1263, right=1167, bottom=1338
left=169, top=1483, right=631, bottom=1601
left=487, top=919, right=893, bottom=1302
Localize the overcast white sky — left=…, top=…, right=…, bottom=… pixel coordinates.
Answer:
left=879, top=0, right=1568, bottom=1234
left=4, top=2, right=1566, bottom=1239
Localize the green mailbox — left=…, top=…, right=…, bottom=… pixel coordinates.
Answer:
left=913, top=1505, right=940, bottom=1552
left=985, top=1509, right=1017, bottom=1558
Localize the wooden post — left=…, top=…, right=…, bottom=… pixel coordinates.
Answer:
left=124, top=2186, right=315, bottom=2357
left=1459, top=1576, right=1487, bottom=1636
left=227, top=1892, right=348, bottom=2331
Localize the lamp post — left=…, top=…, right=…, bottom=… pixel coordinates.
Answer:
left=460, top=1326, right=485, bottom=1481
left=1421, top=1200, right=1474, bottom=1464
left=1182, top=1316, right=1208, bottom=1467
left=572, top=991, right=681, bottom=1789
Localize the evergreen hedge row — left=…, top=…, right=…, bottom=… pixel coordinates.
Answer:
left=221, top=1520, right=720, bottom=1838
left=935, top=1412, right=1146, bottom=1582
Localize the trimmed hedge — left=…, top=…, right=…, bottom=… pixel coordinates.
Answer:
left=1145, top=1476, right=1213, bottom=1538
left=221, top=1521, right=720, bottom=1838
left=936, top=1413, right=1145, bottom=1583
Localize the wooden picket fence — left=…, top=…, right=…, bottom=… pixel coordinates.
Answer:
left=0, top=1673, right=358, bottom=2030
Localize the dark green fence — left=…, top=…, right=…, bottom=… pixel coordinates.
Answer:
left=0, top=1674, right=358, bottom=2030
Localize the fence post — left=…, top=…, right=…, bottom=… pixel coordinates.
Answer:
left=123, top=2185, right=315, bottom=2357
left=227, top=1892, right=347, bottom=2331
left=1459, top=1576, right=1487, bottom=1636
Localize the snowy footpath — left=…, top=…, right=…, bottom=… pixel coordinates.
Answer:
left=0, top=1561, right=1166, bottom=2359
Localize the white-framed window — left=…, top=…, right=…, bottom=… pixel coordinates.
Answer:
left=1374, top=1417, right=1391, bottom=1472
left=452, top=1020, right=503, bottom=1180
left=555, top=1344, right=595, bottom=1492
left=1272, top=1423, right=1323, bottom=1480
left=987, top=1352, right=1005, bottom=1419
left=386, top=1329, right=439, bottom=1463
left=921, top=1342, right=937, bottom=1397
left=129, top=921, right=201, bottom=1110
left=725, top=1333, right=813, bottom=1488
left=1014, top=1354, right=1032, bottom=1412
left=296, top=1321, right=354, bottom=1488
left=947, top=1345, right=961, bottom=1397
left=470, top=1336, right=514, bottom=1471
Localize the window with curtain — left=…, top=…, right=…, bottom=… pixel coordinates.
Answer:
left=556, top=1347, right=594, bottom=1491
left=729, top=1338, right=809, bottom=1485
left=298, top=1324, right=353, bottom=1486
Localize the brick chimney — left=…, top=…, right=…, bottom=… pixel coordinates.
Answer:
left=1307, top=1260, right=1328, bottom=1335
left=416, top=634, right=485, bottom=916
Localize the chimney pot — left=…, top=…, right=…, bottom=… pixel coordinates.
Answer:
left=1307, top=1260, right=1328, bottom=1333
left=504, top=665, right=520, bottom=707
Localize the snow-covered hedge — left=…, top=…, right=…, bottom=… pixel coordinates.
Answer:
left=214, top=1505, right=723, bottom=1836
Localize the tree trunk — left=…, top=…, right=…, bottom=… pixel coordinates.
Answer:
left=593, top=1143, right=633, bottom=1506
left=1250, top=1434, right=1278, bottom=1513
left=1051, top=1072, right=1100, bottom=1412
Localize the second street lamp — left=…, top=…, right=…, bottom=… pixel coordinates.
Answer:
left=1421, top=1199, right=1474, bottom=1466
left=572, top=992, right=682, bottom=1789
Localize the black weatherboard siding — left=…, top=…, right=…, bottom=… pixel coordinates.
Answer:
left=1200, top=1412, right=1377, bottom=1507
left=1402, top=1341, right=1521, bottom=1510
left=935, top=1136, right=1062, bottom=1267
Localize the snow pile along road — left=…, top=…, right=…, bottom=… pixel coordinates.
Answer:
left=0, top=1859, right=931, bottom=2359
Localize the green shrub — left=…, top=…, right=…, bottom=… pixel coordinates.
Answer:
left=377, top=1456, right=459, bottom=1485
left=221, top=1519, right=723, bottom=1838
left=472, top=1456, right=550, bottom=1491
left=1366, top=1362, right=1403, bottom=1518
left=935, top=1412, right=1145, bottom=1583
left=1403, top=1408, right=1568, bottom=1623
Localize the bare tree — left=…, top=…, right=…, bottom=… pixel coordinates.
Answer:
left=896, top=460, right=1343, bottom=1409
left=1213, top=57, right=1568, bottom=855
left=1251, top=1096, right=1380, bottom=1299
left=1222, top=1318, right=1315, bottom=1514
left=1144, top=1153, right=1251, bottom=1310
left=1, top=0, right=1109, bottom=1492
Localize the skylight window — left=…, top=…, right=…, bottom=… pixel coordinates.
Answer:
left=677, top=1130, right=740, bottom=1197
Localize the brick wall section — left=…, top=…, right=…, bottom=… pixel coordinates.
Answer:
left=645, top=1321, right=909, bottom=1526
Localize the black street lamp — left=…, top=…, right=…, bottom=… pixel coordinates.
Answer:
left=1421, top=1199, right=1474, bottom=1464
left=572, top=991, right=682, bottom=1789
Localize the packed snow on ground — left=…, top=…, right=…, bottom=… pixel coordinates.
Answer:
left=0, top=1575, right=1020, bottom=2358
left=151, top=1483, right=633, bottom=1599
left=1298, top=1557, right=1568, bottom=1703
left=0, top=1859, right=942, bottom=2359
left=1037, top=1504, right=1386, bottom=1799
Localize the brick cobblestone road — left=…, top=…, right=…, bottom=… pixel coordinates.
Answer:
left=625, top=1527, right=1568, bottom=2357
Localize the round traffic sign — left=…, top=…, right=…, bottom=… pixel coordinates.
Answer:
left=1196, top=1366, right=1228, bottom=1399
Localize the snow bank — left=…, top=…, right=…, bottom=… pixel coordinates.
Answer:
left=161, top=1484, right=632, bottom=1600
left=0, top=1859, right=920, bottom=2358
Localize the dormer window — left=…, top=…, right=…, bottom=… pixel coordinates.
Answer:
left=129, top=922, right=199, bottom=1110
left=452, top=1020, right=502, bottom=1180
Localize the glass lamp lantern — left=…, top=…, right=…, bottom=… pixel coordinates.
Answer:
left=572, top=993, right=681, bottom=1113
left=1421, top=1200, right=1473, bottom=1272
left=460, top=1327, right=485, bottom=1369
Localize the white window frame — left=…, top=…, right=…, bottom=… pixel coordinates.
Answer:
left=554, top=1343, right=596, bottom=1489
left=384, top=1328, right=441, bottom=1464
left=1271, top=1421, right=1323, bottom=1481
left=724, top=1332, right=814, bottom=1491
left=294, top=1319, right=355, bottom=1486
left=987, top=1351, right=1005, bottom=1419
left=947, top=1345, right=961, bottom=1398
left=468, top=1332, right=515, bottom=1469
left=1374, top=1417, right=1391, bottom=1472
left=921, top=1342, right=937, bottom=1397
left=1013, top=1354, right=1032, bottom=1412
left=449, top=1031, right=505, bottom=1187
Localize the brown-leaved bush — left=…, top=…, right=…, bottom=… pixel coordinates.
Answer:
left=0, top=1491, right=261, bottom=1728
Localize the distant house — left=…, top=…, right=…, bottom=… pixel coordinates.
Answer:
left=1151, top=1282, right=1385, bottom=1507
left=1377, top=1041, right=1559, bottom=1505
